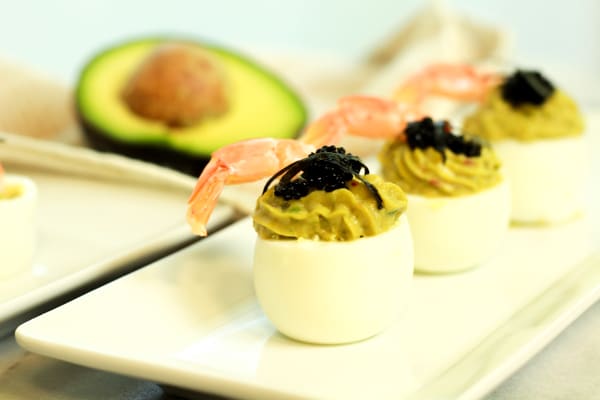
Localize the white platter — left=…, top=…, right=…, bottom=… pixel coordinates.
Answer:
left=11, top=77, right=600, bottom=400
left=13, top=113, right=600, bottom=399
left=0, top=133, right=236, bottom=323
left=16, top=205, right=600, bottom=400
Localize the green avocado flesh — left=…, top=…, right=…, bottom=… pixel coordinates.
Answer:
left=76, top=38, right=308, bottom=175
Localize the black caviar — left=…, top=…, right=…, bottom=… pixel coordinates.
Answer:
left=501, top=70, right=555, bottom=107
left=405, top=117, right=482, bottom=161
left=262, top=145, right=383, bottom=209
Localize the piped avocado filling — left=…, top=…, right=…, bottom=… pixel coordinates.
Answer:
left=463, top=70, right=584, bottom=141
left=254, top=146, right=407, bottom=241
left=379, top=118, right=502, bottom=197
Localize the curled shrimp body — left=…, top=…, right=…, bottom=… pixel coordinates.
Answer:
left=186, top=95, right=418, bottom=236
left=302, top=95, right=421, bottom=145
left=394, top=63, right=502, bottom=106
left=187, top=138, right=313, bottom=236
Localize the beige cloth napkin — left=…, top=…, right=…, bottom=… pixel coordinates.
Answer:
left=362, top=0, right=511, bottom=97
left=0, top=59, right=82, bottom=145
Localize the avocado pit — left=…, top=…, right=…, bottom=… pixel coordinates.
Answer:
left=121, top=42, right=230, bottom=127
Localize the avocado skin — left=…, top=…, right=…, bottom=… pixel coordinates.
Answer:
left=79, top=115, right=210, bottom=176
left=75, top=37, right=307, bottom=177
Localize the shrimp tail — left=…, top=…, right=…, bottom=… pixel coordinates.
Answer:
left=394, top=63, right=502, bottom=105
left=186, top=159, right=230, bottom=236
left=300, top=112, right=346, bottom=148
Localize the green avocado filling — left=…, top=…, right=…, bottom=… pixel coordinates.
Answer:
left=379, top=142, right=502, bottom=197
left=253, top=174, right=407, bottom=241
left=462, top=89, right=584, bottom=141
left=0, top=184, right=23, bottom=200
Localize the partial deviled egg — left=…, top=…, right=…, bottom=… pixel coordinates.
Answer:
left=0, top=174, right=37, bottom=278
left=462, top=70, right=586, bottom=224
left=379, top=117, right=510, bottom=273
left=252, top=146, right=413, bottom=344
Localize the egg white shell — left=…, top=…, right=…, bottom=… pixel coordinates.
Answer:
left=253, top=215, right=413, bottom=344
left=493, top=136, right=588, bottom=224
left=407, top=179, right=510, bottom=273
left=0, top=174, right=37, bottom=279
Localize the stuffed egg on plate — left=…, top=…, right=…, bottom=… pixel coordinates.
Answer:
left=379, top=117, right=510, bottom=273
left=187, top=143, right=414, bottom=345
left=462, top=70, right=586, bottom=225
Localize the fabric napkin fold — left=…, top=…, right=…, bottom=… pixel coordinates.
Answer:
left=0, top=59, right=82, bottom=145
left=361, top=0, right=511, bottom=97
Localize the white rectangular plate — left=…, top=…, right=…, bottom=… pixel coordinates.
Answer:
left=0, top=134, right=236, bottom=323
left=16, top=209, right=600, bottom=399
left=12, top=98, right=600, bottom=400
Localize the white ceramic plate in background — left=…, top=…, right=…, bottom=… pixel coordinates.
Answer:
left=0, top=136, right=236, bottom=323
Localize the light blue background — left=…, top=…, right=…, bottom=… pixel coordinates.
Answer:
left=0, top=0, right=598, bottom=101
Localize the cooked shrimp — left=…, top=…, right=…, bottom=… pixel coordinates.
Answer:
left=394, top=63, right=502, bottom=106
left=302, top=95, right=422, bottom=145
left=187, top=95, right=420, bottom=236
left=187, top=138, right=313, bottom=236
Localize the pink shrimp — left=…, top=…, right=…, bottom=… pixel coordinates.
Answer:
left=394, top=63, right=502, bottom=106
left=302, top=95, right=422, bottom=144
left=187, top=138, right=313, bottom=236
left=186, top=95, right=419, bottom=236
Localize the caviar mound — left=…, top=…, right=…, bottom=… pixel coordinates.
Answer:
left=501, top=70, right=555, bottom=107
left=263, top=146, right=382, bottom=207
left=76, top=37, right=308, bottom=176
left=404, top=117, right=482, bottom=161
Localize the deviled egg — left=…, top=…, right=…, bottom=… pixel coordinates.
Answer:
left=252, top=146, right=413, bottom=344
left=379, top=117, right=510, bottom=273
left=462, top=70, right=586, bottom=224
left=0, top=171, right=37, bottom=278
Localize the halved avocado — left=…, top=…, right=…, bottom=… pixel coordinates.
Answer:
left=76, top=37, right=308, bottom=176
